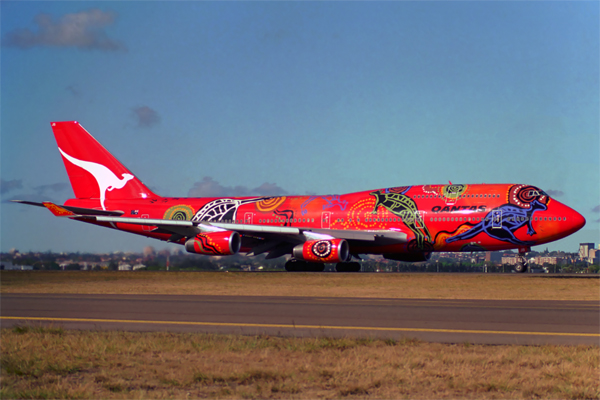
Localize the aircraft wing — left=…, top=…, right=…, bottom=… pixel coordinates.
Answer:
left=29, top=202, right=408, bottom=256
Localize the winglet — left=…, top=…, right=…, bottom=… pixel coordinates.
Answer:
left=42, top=202, right=77, bottom=217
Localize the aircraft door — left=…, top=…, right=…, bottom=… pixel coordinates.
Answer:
left=414, top=211, right=426, bottom=228
left=321, top=212, right=331, bottom=229
left=492, top=210, right=502, bottom=229
left=244, top=212, right=253, bottom=225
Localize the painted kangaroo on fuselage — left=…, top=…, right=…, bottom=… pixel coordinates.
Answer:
left=446, top=199, right=547, bottom=246
left=370, top=188, right=432, bottom=250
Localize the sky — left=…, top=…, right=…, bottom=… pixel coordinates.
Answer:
left=1, top=1, right=598, bottom=254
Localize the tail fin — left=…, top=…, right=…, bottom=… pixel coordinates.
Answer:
left=51, top=121, right=157, bottom=210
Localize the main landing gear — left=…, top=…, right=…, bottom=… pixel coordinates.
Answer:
left=284, top=259, right=325, bottom=272
left=513, top=247, right=530, bottom=273
left=335, top=262, right=361, bottom=272
left=284, top=260, right=362, bottom=272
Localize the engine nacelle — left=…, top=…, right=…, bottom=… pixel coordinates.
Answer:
left=185, top=231, right=241, bottom=255
left=384, top=252, right=432, bottom=262
left=293, top=239, right=350, bottom=263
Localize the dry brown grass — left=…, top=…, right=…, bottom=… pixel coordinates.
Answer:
left=1, top=271, right=598, bottom=300
left=1, top=326, right=598, bottom=399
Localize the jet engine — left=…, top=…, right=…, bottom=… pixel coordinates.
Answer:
left=293, top=239, right=350, bottom=263
left=185, top=231, right=241, bottom=255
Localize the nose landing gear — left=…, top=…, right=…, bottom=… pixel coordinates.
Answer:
left=513, top=247, right=530, bottom=273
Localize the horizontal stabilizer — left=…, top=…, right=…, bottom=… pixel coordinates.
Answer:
left=11, top=200, right=124, bottom=216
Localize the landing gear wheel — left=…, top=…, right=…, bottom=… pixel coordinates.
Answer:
left=285, top=259, right=325, bottom=272
left=336, top=262, right=361, bottom=272
left=310, top=264, right=325, bottom=272
left=285, top=259, right=306, bottom=272
left=514, top=258, right=528, bottom=273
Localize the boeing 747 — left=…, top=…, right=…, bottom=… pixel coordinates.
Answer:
left=14, top=121, right=586, bottom=272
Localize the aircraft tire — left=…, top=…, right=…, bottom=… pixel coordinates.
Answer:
left=285, top=260, right=325, bottom=272
left=285, top=259, right=305, bottom=272
left=514, top=261, right=528, bottom=273
left=336, top=262, right=361, bottom=272
left=309, top=263, right=325, bottom=272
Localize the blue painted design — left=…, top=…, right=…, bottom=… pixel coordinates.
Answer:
left=446, top=200, right=547, bottom=246
left=300, top=195, right=348, bottom=216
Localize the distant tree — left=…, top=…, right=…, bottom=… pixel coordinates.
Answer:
left=47, top=262, right=60, bottom=271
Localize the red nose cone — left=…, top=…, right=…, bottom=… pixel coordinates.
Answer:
left=561, top=203, right=586, bottom=237
left=571, top=209, right=586, bottom=233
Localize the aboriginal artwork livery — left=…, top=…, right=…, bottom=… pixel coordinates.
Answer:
left=186, top=231, right=239, bottom=255
left=370, top=187, right=432, bottom=251
left=18, top=121, right=586, bottom=273
left=295, top=239, right=349, bottom=263
left=192, top=197, right=272, bottom=222
left=163, top=205, right=195, bottom=221
left=445, top=185, right=550, bottom=246
left=442, top=184, right=468, bottom=201
left=257, top=197, right=286, bottom=212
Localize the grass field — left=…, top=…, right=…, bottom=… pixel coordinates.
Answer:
left=1, top=271, right=598, bottom=300
left=1, top=326, right=598, bottom=399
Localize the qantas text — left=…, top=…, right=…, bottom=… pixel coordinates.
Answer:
left=430, top=205, right=487, bottom=213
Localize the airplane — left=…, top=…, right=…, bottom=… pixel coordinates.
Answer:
left=13, top=121, right=586, bottom=273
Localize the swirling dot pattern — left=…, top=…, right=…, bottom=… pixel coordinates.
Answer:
left=257, top=197, right=286, bottom=212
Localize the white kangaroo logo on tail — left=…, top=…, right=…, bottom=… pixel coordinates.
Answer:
left=59, top=148, right=134, bottom=210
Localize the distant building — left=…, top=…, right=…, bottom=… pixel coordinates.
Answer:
left=0, top=261, right=33, bottom=270
left=118, top=263, right=132, bottom=271
left=588, top=249, right=599, bottom=265
left=485, top=252, right=502, bottom=263
left=579, top=243, right=596, bottom=260
left=501, top=256, right=519, bottom=265
left=534, top=256, right=559, bottom=265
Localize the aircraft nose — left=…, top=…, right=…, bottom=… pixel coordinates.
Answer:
left=571, top=209, right=586, bottom=232
left=564, top=204, right=586, bottom=235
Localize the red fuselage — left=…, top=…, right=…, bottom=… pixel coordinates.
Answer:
left=65, top=183, right=585, bottom=256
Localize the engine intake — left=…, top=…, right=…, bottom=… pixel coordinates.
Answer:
left=293, top=239, right=350, bottom=263
left=185, top=231, right=241, bottom=255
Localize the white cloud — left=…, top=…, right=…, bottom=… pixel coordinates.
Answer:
left=2, top=9, right=125, bottom=51
left=188, top=177, right=288, bottom=197
left=0, top=179, right=23, bottom=195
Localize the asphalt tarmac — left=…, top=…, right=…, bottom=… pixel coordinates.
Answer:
left=1, top=294, right=598, bottom=345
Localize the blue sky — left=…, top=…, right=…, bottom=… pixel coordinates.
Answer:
left=1, top=1, right=598, bottom=253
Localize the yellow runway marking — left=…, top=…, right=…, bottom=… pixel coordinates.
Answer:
left=1, top=316, right=598, bottom=337
left=311, top=299, right=599, bottom=311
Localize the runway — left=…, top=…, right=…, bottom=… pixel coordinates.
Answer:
left=1, top=294, right=598, bottom=345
